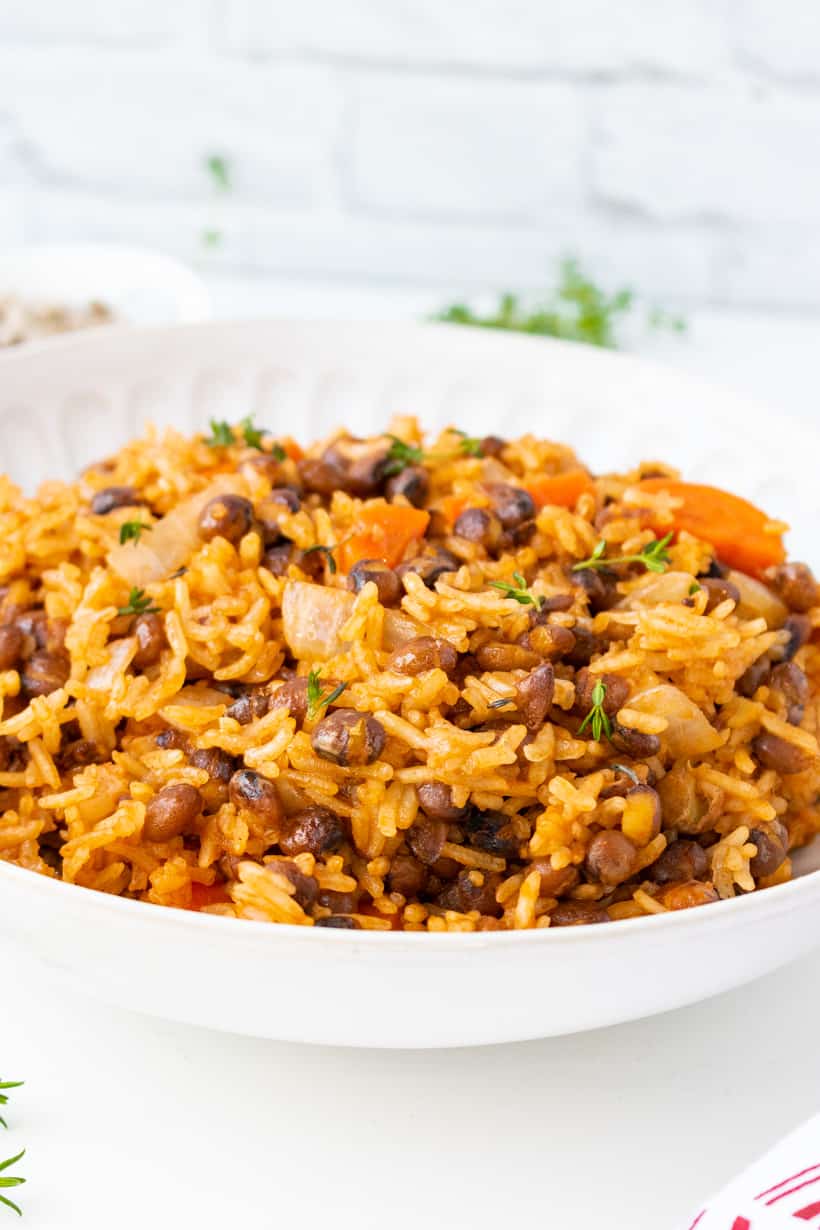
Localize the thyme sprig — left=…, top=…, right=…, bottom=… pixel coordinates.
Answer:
left=0, top=1150, right=24, bottom=1217
left=302, top=544, right=338, bottom=575
left=0, top=1083, right=22, bottom=1132
left=118, top=520, right=152, bottom=545
left=573, top=532, right=673, bottom=575
left=204, top=419, right=234, bottom=448
left=306, top=670, right=348, bottom=721
left=383, top=430, right=486, bottom=477
left=489, top=572, right=544, bottom=610
left=577, top=679, right=612, bottom=743
left=117, top=587, right=160, bottom=617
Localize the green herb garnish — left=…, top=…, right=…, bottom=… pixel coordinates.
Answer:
left=302, top=544, right=338, bottom=575
left=306, top=669, right=348, bottom=721
left=269, top=442, right=286, bottom=462
left=573, top=533, right=673, bottom=575
left=205, top=154, right=231, bottom=192
left=0, top=1083, right=22, bottom=1132
left=119, top=520, right=152, bottom=545
left=453, top=430, right=484, bottom=458
left=240, top=416, right=265, bottom=450
left=434, top=257, right=685, bottom=351
left=489, top=571, right=543, bottom=610
left=611, top=763, right=641, bottom=785
left=117, top=587, right=160, bottom=617
left=204, top=419, right=234, bottom=448
left=577, top=679, right=612, bottom=743
left=0, top=1150, right=24, bottom=1217
left=688, top=582, right=701, bottom=595
left=383, top=436, right=425, bottom=478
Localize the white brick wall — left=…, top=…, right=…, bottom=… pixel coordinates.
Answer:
left=0, top=0, right=818, bottom=310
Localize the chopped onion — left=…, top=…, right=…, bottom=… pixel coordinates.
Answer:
left=282, top=581, right=426, bottom=660
left=629, top=684, right=723, bottom=758
left=618, top=571, right=695, bottom=608
left=727, top=570, right=787, bottom=628
left=86, top=636, right=137, bottom=692
left=107, top=475, right=251, bottom=588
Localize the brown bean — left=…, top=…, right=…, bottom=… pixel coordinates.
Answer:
left=575, top=568, right=619, bottom=613
left=311, top=708, right=385, bottom=766
left=143, top=783, right=203, bottom=842
left=748, top=820, right=789, bottom=878
left=515, top=663, right=555, bottom=731
left=475, top=642, right=541, bottom=671
left=387, top=852, right=427, bottom=898
left=737, top=655, right=771, bottom=699
left=226, top=688, right=272, bottom=725
left=389, top=636, right=458, bottom=677
left=658, top=880, right=719, bottom=910
left=322, top=438, right=390, bottom=497
left=769, top=562, right=819, bottom=612
left=525, top=623, right=576, bottom=662
left=229, top=769, right=283, bottom=823
left=317, top=888, right=360, bottom=914
left=0, top=624, right=23, bottom=670
left=700, top=575, right=741, bottom=613
left=198, top=494, right=254, bottom=543
left=565, top=623, right=601, bottom=667
left=575, top=669, right=629, bottom=716
left=529, top=859, right=580, bottom=897
left=485, top=483, right=535, bottom=530
left=190, top=747, right=235, bottom=784
left=465, top=810, right=519, bottom=858
left=315, top=915, right=360, bottom=929
left=385, top=465, right=429, bottom=507
left=416, top=784, right=467, bottom=823
left=550, top=900, right=610, bottom=926
left=58, top=739, right=104, bottom=772
left=298, top=457, right=345, bottom=496
left=477, top=435, right=506, bottom=457
left=91, top=485, right=141, bottom=514
left=611, top=723, right=661, bottom=759
left=396, top=550, right=459, bottom=589
left=652, top=839, right=708, bottom=885
left=783, top=614, right=812, bottom=660
left=438, top=868, right=502, bottom=916
left=267, top=859, right=318, bottom=909
left=753, top=731, right=815, bottom=775
left=769, top=661, right=809, bottom=724
left=453, top=507, right=503, bottom=550
left=21, top=649, right=70, bottom=696
left=255, top=488, right=300, bottom=542
left=279, top=805, right=345, bottom=857
left=132, top=612, right=165, bottom=669
left=269, top=678, right=309, bottom=726
left=406, top=815, right=449, bottom=865
left=348, top=559, right=402, bottom=606
left=261, top=542, right=294, bottom=576
left=585, top=830, right=638, bottom=886
left=155, top=728, right=189, bottom=751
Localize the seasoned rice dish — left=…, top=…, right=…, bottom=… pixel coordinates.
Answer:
left=1, top=417, right=819, bottom=931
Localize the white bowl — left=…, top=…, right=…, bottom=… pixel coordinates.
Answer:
left=0, top=243, right=211, bottom=333
left=0, top=319, right=818, bottom=1049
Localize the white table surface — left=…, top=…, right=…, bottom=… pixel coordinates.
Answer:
left=4, top=276, right=820, bottom=1230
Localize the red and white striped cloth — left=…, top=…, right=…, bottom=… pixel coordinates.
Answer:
left=682, top=1116, right=820, bottom=1228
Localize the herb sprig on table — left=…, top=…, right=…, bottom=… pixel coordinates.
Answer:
left=434, top=258, right=685, bottom=350
left=0, top=1080, right=24, bottom=1216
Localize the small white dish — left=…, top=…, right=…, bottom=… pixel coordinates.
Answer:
left=0, top=319, right=818, bottom=1048
left=0, top=243, right=211, bottom=332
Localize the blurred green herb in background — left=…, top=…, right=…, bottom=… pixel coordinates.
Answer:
left=202, top=154, right=233, bottom=250
left=434, top=258, right=685, bottom=350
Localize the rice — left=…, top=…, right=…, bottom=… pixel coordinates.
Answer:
left=1, top=417, right=819, bottom=931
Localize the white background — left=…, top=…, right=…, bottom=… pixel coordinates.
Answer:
left=2, top=0, right=820, bottom=312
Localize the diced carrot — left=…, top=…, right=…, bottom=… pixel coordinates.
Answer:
left=521, top=469, right=594, bottom=510
left=337, top=504, right=430, bottom=572
left=188, top=881, right=231, bottom=911
left=636, top=479, right=786, bottom=578
left=282, top=439, right=304, bottom=462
